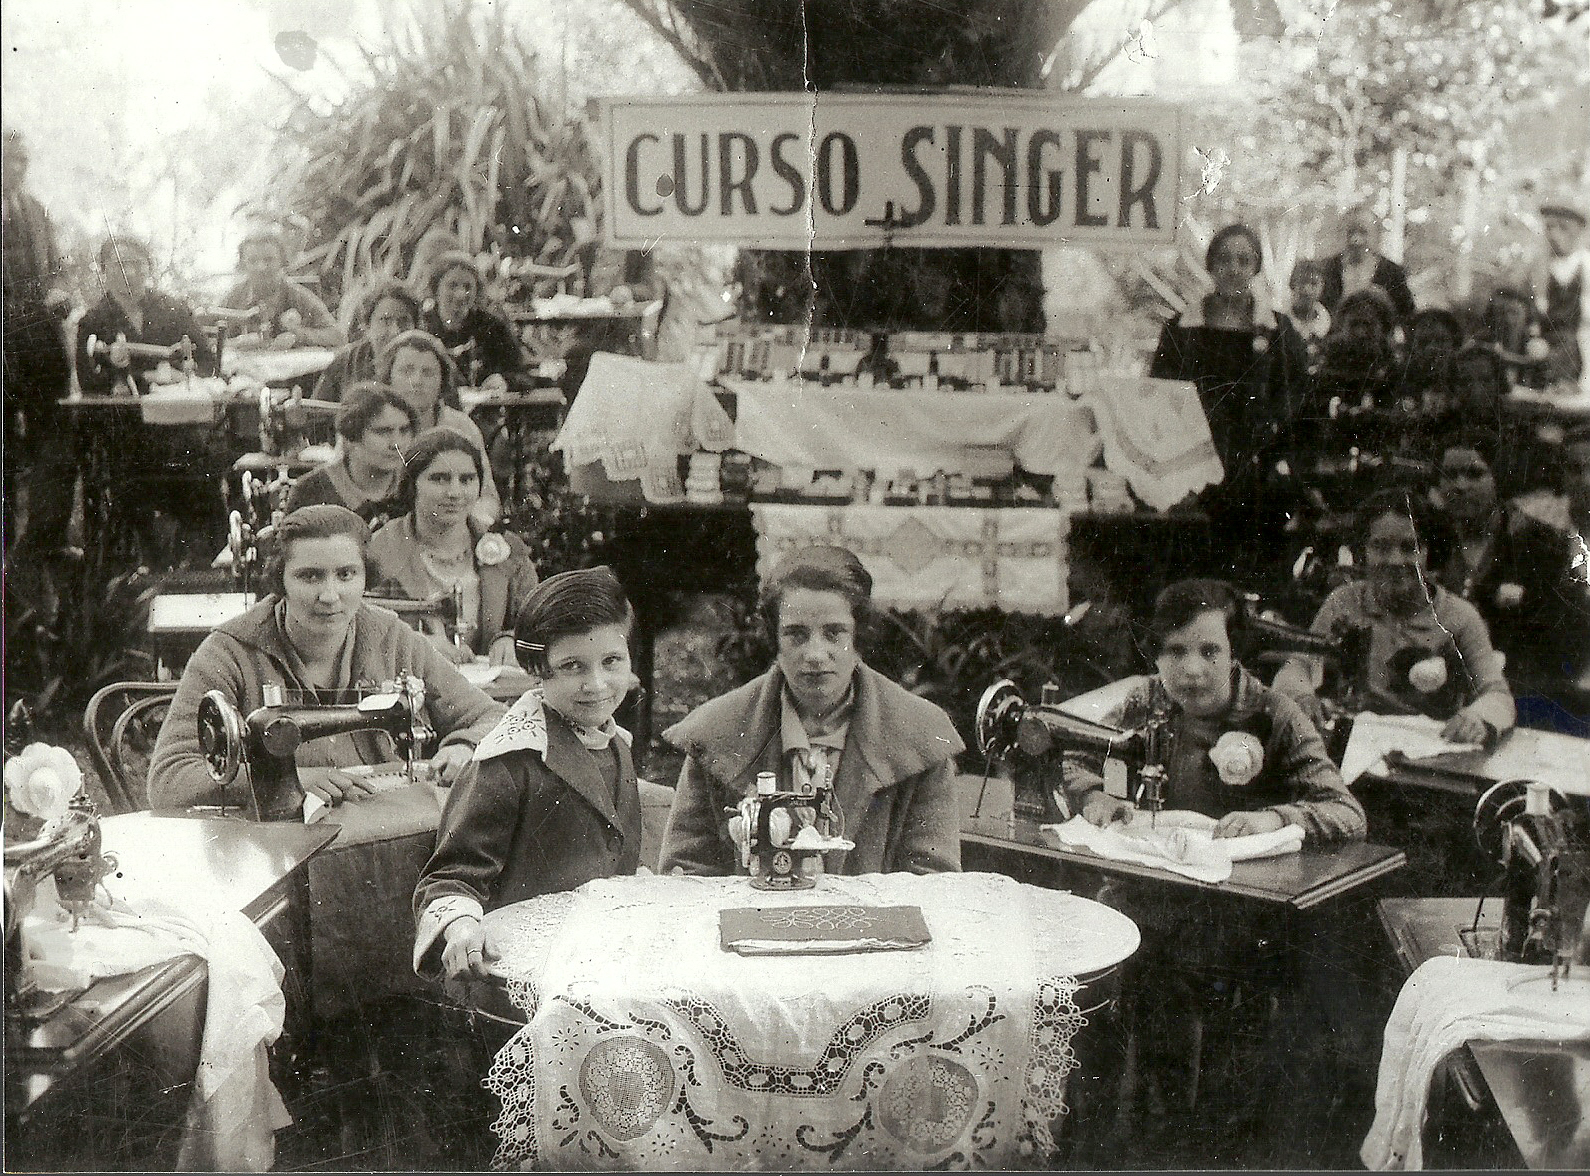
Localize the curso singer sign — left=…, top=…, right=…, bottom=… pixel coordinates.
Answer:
left=591, top=91, right=1182, bottom=250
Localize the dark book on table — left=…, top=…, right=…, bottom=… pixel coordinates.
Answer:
left=719, top=905, right=932, bottom=956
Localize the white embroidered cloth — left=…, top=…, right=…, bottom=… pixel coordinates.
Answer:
left=1362, top=957, right=1590, bottom=1170
left=751, top=503, right=1077, bottom=616
left=480, top=872, right=1138, bottom=1171
left=1043, top=811, right=1306, bottom=884
left=721, top=376, right=1100, bottom=484
left=1083, top=375, right=1223, bottom=510
left=22, top=882, right=290, bottom=1172
left=553, top=354, right=706, bottom=502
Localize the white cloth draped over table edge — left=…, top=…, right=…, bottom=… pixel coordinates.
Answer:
left=1361, top=956, right=1590, bottom=1171
left=477, top=871, right=1138, bottom=1171
left=1042, top=809, right=1306, bottom=884
left=20, top=880, right=291, bottom=1173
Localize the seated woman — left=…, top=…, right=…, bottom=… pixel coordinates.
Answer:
left=1065, top=578, right=1365, bottom=845
left=77, top=234, right=216, bottom=393
left=222, top=228, right=344, bottom=350
left=378, top=328, right=501, bottom=525
left=1150, top=223, right=1310, bottom=584
left=1481, top=284, right=1551, bottom=389
left=413, top=567, right=642, bottom=986
left=148, top=504, right=503, bottom=811
left=367, top=427, right=538, bottom=667
left=1313, top=286, right=1401, bottom=411
left=418, top=250, right=523, bottom=389
left=659, top=545, right=963, bottom=876
left=284, top=382, right=416, bottom=528
left=1272, top=488, right=1516, bottom=743
left=311, top=280, right=419, bottom=404
left=1391, top=308, right=1466, bottom=412
left=1429, top=341, right=1512, bottom=437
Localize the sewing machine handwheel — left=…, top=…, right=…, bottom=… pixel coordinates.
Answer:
left=974, top=679, right=1025, bottom=758
left=1474, top=778, right=1570, bottom=863
left=198, top=691, right=245, bottom=786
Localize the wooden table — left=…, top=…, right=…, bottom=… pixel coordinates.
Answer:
left=961, top=811, right=1406, bottom=911
left=1378, top=896, right=1590, bottom=1169
left=6, top=813, right=338, bottom=1119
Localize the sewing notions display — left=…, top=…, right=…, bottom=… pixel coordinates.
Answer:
left=1473, top=779, right=1590, bottom=989
left=729, top=770, right=854, bottom=891
left=198, top=674, right=433, bottom=821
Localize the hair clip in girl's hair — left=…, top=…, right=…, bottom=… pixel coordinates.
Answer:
left=514, top=638, right=546, bottom=657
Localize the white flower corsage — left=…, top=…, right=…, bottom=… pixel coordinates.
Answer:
left=1408, top=655, right=1449, bottom=694
left=1253, top=334, right=1270, bottom=355
left=475, top=532, right=512, bottom=567
left=1209, top=731, right=1264, bottom=787
left=1494, top=582, right=1524, bottom=609
left=4, top=743, right=82, bottom=820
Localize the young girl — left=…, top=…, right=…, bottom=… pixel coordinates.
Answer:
left=413, top=567, right=642, bottom=984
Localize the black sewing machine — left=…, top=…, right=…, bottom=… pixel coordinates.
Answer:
left=4, top=794, right=118, bottom=1026
left=1474, top=779, right=1590, bottom=988
left=973, top=679, right=1170, bottom=823
left=196, top=674, right=433, bottom=821
left=1239, top=596, right=1374, bottom=757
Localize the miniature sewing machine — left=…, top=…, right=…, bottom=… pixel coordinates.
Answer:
left=4, top=795, right=118, bottom=1025
left=974, top=679, right=1171, bottom=823
left=732, top=768, right=851, bottom=891
left=1474, top=780, right=1590, bottom=989
left=197, top=674, right=432, bottom=821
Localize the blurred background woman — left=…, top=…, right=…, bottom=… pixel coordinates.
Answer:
left=377, top=328, right=501, bottom=525
left=1319, top=205, right=1415, bottom=322
left=313, top=281, right=420, bottom=404
left=418, top=250, right=523, bottom=390
left=368, top=428, right=538, bottom=667
left=286, top=382, right=418, bottom=528
left=222, top=227, right=343, bottom=350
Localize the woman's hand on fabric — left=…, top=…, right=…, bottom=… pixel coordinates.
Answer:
left=1081, top=791, right=1132, bottom=828
left=441, top=916, right=497, bottom=982
left=487, top=634, right=518, bottom=667
left=431, top=744, right=472, bottom=786
left=1441, top=709, right=1490, bottom=745
left=301, top=767, right=374, bottom=806
left=270, top=331, right=298, bottom=350
left=1213, top=809, right=1286, bottom=839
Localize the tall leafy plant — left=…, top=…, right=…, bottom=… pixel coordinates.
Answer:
left=269, top=0, right=600, bottom=308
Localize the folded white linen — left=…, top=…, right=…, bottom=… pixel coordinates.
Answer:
left=1042, top=810, right=1306, bottom=883
left=1361, top=957, right=1590, bottom=1170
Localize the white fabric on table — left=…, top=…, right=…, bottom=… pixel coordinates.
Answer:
left=1043, top=810, right=1306, bottom=884
left=480, top=872, right=1138, bottom=1171
left=723, top=376, right=1099, bottom=484
left=1084, top=374, right=1223, bottom=510
left=553, top=353, right=705, bottom=502
left=1339, top=713, right=1483, bottom=785
left=138, top=379, right=227, bottom=426
left=22, top=882, right=290, bottom=1172
left=1361, top=957, right=1590, bottom=1171
left=751, top=503, right=1076, bottom=616
left=221, top=347, right=336, bottom=384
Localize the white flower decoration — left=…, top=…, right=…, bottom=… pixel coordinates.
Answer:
left=475, top=532, right=512, bottom=567
left=4, top=743, right=82, bottom=819
left=1209, top=731, right=1264, bottom=787
left=1408, top=655, right=1449, bottom=694
left=1495, top=582, right=1524, bottom=609
left=1253, top=335, right=1270, bottom=355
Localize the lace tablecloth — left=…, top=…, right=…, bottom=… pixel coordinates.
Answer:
left=479, top=871, right=1138, bottom=1170
left=751, top=503, right=1077, bottom=616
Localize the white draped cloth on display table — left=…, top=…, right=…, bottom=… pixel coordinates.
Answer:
left=751, top=503, right=1076, bottom=616
left=553, top=353, right=708, bottom=502
left=479, top=871, right=1139, bottom=1171
left=1084, top=374, right=1223, bottom=511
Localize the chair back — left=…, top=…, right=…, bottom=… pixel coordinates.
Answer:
left=82, top=681, right=180, bottom=814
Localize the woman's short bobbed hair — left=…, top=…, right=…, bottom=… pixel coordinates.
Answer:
left=263, top=504, right=371, bottom=598
left=1355, top=486, right=1455, bottom=569
left=336, top=381, right=419, bottom=442
left=512, top=566, right=634, bottom=675
left=378, top=328, right=462, bottom=411
left=758, top=545, right=874, bottom=639
left=1146, top=578, right=1245, bottom=656
left=355, top=280, right=421, bottom=333
left=427, top=250, right=482, bottom=298
left=1204, top=223, right=1262, bottom=275
left=396, top=426, right=484, bottom=514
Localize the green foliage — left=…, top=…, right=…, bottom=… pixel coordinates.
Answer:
left=269, top=0, right=600, bottom=309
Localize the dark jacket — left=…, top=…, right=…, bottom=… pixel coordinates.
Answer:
left=311, top=337, right=379, bottom=403
left=366, top=515, right=539, bottom=655
left=414, top=699, right=641, bottom=925
left=147, top=598, right=503, bottom=809
left=283, top=459, right=403, bottom=531
left=1149, top=296, right=1311, bottom=483
left=1320, top=253, right=1416, bottom=322
left=420, top=305, right=523, bottom=385
left=659, top=663, right=965, bottom=876
left=1061, top=665, right=1366, bottom=844
left=76, top=291, right=216, bottom=393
